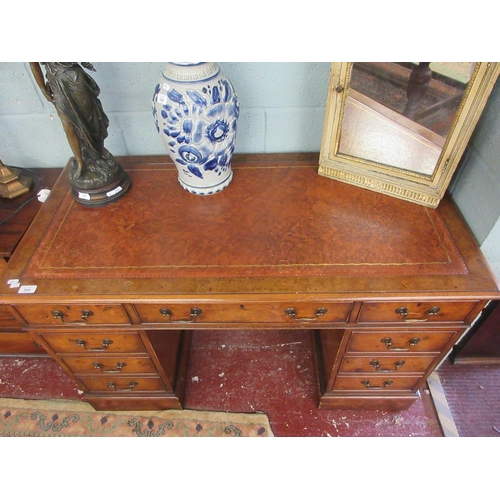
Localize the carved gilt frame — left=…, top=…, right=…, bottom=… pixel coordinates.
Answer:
left=318, top=62, right=500, bottom=208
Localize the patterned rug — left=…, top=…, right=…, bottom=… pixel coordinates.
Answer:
left=0, top=398, right=273, bottom=437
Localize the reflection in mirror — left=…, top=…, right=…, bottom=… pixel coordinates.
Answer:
left=339, top=62, right=474, bottom=176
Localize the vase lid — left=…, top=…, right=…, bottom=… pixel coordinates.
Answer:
left=162, top=62, right=220, bottom=82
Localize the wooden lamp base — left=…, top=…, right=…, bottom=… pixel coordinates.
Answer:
left=0, top=161, right=32, bottom=199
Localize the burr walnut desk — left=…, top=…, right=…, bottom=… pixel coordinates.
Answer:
left=0, top=153, right=498, bottom=411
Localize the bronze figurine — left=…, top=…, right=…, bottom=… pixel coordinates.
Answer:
left=30, top=62, right=130, bottom=206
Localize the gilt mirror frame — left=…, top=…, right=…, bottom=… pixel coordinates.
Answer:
left=318, top=62, right=500, bottom=208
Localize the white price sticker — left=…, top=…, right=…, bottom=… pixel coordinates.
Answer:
left=107, top=186, right=123, bottom=197
left=8, top=279, right=20, bottom=289
left=157, top=93, right=168, bottom=104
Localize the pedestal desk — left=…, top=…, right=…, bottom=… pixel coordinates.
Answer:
left=1, top=153, right=498, bottom=411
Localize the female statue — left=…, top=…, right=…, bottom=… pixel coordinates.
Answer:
left=29, top=63, right=130, bottom=205
left=30, top=62, right=110, bottom=179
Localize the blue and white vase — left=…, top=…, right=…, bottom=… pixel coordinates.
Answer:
left=152, top=62, right=239, bottom=195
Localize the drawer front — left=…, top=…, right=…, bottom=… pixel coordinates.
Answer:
left=135, top=301, right=353, bottom=325
left=63, top=356, right=156, bottom=374
left=357, top=301, right=479, bottom=324
left=333, top=375, right=421, bottom=391
left=0, top=305, right=21, bottom=329
left=339, top=355, right=436, bottom=374
left=80, top=376, right=165, bottom=392
left=15, top=304, right=131, bottom=326
left=0, top=333, right=46, bottom=355
left=40, top=332, right=147, bottom=354
left=347, top=330, right=456, bottom=353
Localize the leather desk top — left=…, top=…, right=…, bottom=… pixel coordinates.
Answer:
left=1, top=154, right=499, bottom=299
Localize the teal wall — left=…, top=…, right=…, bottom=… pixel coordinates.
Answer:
left=0, top=62, right=330, bottom=167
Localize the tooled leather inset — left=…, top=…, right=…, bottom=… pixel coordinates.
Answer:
left=22, top=165, right=468, bottom=279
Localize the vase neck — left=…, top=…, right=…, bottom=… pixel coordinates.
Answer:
left=162, top=62, right=220, bottom=82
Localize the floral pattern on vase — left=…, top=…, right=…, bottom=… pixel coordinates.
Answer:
left=152, top=63, right=239, bottom=195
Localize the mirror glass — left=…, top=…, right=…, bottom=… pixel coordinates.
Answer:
left=338, top=62, right=475, bottom=177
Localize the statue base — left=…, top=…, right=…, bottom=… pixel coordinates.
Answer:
left=68, top=151, right=131, bottom=207
left=71, top=168, right=131, bottom=207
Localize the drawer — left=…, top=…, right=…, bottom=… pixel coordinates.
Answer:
left=0, top=332, right=47, bottom=355
left=135, top=301, right=353, bottom=325
left=15, top=304, right=131, bottom=326
left=63, top=356, right=156, bottom=374
left=80, top=376, right=165, bottom=392
left=357, top=301, right=480, bottom=324
left=347, top=330, right=456, bottom=353
left=339, top=355, right=436, bottom=374
left=333, top=375, right=421, bottom=391
left=40, top=332, right=147, bottom=354
left=0, top=305, right=21, bottom=329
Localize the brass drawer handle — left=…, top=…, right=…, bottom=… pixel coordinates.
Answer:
left=51, top=309, right=94, bottom=324
left=93, top=361, right=126, bottom=373
left=159, top=307, right=202, bottom=323
left=285, top=307, right=328, bottom=321
left=107, top=381, right=138, bottom=391
left=361, top=379, right=393, bottom=390
left=75, top=338, right=113, bottom=352
left=381, top=337, right=420, bottom=351
left=369, top=360, right=405, bottom=372
left=395, top=306, right=440, bottom=322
